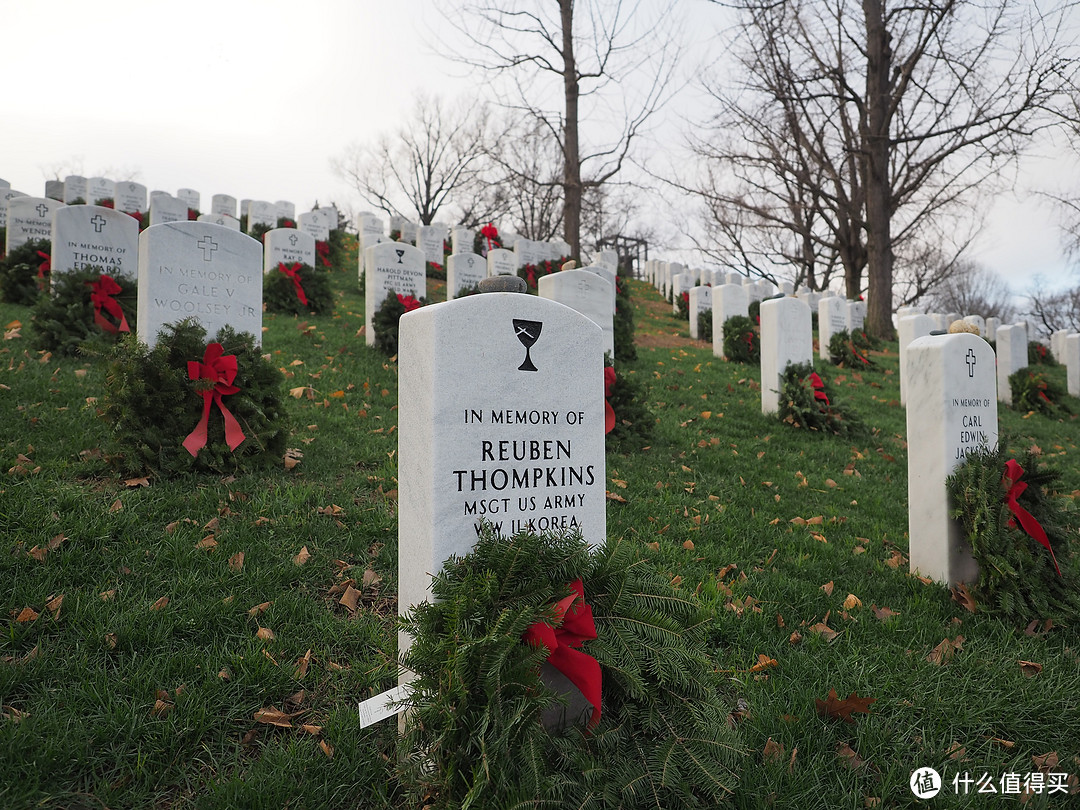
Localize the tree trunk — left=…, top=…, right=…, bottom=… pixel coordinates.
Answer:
left=561, top=0, right=582, bottom=262
left=862, top=0, right=894, bottom=339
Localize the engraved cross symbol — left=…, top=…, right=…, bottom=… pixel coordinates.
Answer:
left=36, top=203, right=49, bottom=217
left=197, top=236, right=219, bottom=261
left=965, top=349, right=976, bottom=377
left=289, top=234, right=298, bottom=246
left=90, top=214, right=106, bottom=233
left=395, top=249, right=404, bottom=264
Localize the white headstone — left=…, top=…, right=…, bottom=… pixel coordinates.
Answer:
left=725, top=272, right=743, bottom=286
left=263, top=228, right=315, bottom=274
left=581, top=264, right=617, bottom=313
left=898, top=314, right=938, bottom=406
left=671, top=272, right=694, bottom=314
left=197, top=213, right=241, bottom=231
left=0, top=188, right=27, bottom=229
left=451, top=228, right=475, bottom=255
left=963, top=315, right=986, bottom=338
left=596, top=249, right=618, bottom=270
left=6, top=197, right=63, bottom=253
left=847, top=300, right=866, bottom=332
left=487, top=248, right=516, bottom=277
left=88, top=177, right=115, bottom=205
left=416, top=225, right=445, bottom=267
left=358, top=234, right=389, bottom=280
left=63, top=175, right=88, bottom=203
left=177, top=188, right=200, bottom=211
left=365, top=243, right=426, bottom=347
left=247, top=201, right=277, bottom=232
left=1051, top=329, right=1069, bottom=362
left=115, top=182, right=148, bottom=214
left=759, top=297, right=813, bottom=414
left=149, top=195, right=189, bottom=227
left=297, top=211, right=330, bottom=243
left=538, top=269, right=615, bottom=358
left=1066, top=334, right=1080, bottom=397
left=137, top=222, right=262, bottom=348
left=316, top=206, right=339, bottom=231
left=818, top=296, right=849, bottom=361
left=995, top=324, right=1027, bottom=405
left=397, top=292, right=606, bottom=666
left=906, top=333, right=997, bottom=585
left=446, top=253, right=485, bottom=299
left=688, top=285, right=713, bottom=340
left=358, top=213, right=385, bottom=237
left=985, top=317, right=1000, bottom=341
left=551, top=239, right=571, bottom=260
left=944, top=312, right=963, bottom=328
left=711, top=284, right=750, bottom=359
left=211, top=194, right=237, bottom=218
left=398, top=220, right=418, bottom=243
left=45, top=180, right=64, bottom=201
left=240, top=199, right=251, bottom=218
left=51, top=205, right=139, bottom=281
left=780, top=281, right=794, bottom=296
left=798, top=291, right=820, bottom=311
left=275, top=200, right=295, bottom=221
left=0, top=178, right=9, bottom=190
left=389, top=215, right=409, bottom=235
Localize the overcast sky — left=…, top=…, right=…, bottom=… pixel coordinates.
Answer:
left=3, top=0, right=1077, bottom=293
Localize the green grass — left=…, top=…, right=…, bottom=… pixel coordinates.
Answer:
left=2, top=254, right=1079, bottom=808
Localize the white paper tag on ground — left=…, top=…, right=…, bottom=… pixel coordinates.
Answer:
left=358, top=685, right=409, bottom=728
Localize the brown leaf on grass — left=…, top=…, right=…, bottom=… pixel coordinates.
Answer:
left=109, top=498, right=123, bottom=513
left=218, top=668, right=230, bottom=681
left=27, top=546, right=48, bottom=562
left=293, top=546, right=311, bottom=566
left=339, top=585, right=361, bottom=612
left=228, top=551, right=245, bottom=571
left=100, top=589, right=116, bottom=601
left=988, top=736, right=1015, bottom=749
left=319, top=739, right=334, bottom=759
left=196, top=535, right=218, bottom=550
left=762, top=737, right=785, bottom=763
left=816, top=689, right=876, bottom=724
left=285, top=689, right=306, bottom=709
left=926, top=636, right=964, bottom=665
left=1018, top=660, right=1043, bottom=677
left=836, top=742, right=867, bottom=769
left=362, top=569, right=382, bottom=589
left=151, top=699, right=173, bottom=718
left=1032, top=752, right=1060, bottom=773
left=843, top=594, right=862, bottom=610
left=1024, top=618, right=1054, bottom=637
left=294, top=649, right=312, bottom=679
left=810, top=533, right=827, bottom=543
left=950, top=583, right=977, bottom=613
left=124, top=476, right=150, bottom=488
left=871, top=604, right=899, bottom=621
left=1, top=705, right=28, bottom=722
left=45, top=594, right=63, bottom=620
left=808, top=621, right=838, bottom=642
left=283, top=448, right=303, bottom=470
left=253, top=707, right=294, bottom=728
left=104, top=633, right=118, bottom=649
left=301, top=723, right=323, bottom=736
left=750, top=654, right=779, bottom=673
left=256, top=627, right=276, bottom=641
left=149, top=596, right=170, bottom=611
left=605, top=491, right=628, bottom=503
left=318, top=504, right=344, bottom=516
left=788, top=631, right=803, bottom=644
left=15, top=607, right=39, bottom=623
left=884, top=550, right=907, bottom=569
left=248, top=601, right=271, bottom=617
left=820, top=581, right=834, bottom=596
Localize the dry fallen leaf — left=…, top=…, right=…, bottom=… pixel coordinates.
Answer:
left=151, top=699, right=173, bottom=718
left=763, top=737, right=785, bottom=763
left=809, top=622, right=838, bottom=642
left=836, top=742, right=867, bottom=769
left=815, top=689, right=877, bottom=724
left=196, top=535, right=218, bottom=551
left=1018, top=660, right=1043, bottom=677
left=927, top=635, right=964, bottom=666
left=124, top=476, right=150, bottom=488
left=283, top=448, right=303, bottom=470
left=229, top=551, right=245, bottom=571
left=843, top=593, right=862, bottom=610
left=339, top=585, right=361, bottom=611
left=253, top=707, right=293, bottom=728
left=109, top=498, right=124, bottom=513
left=100, top=589, right=116, bottom=601
left=950, top=583, right=977, bottom=613
left=247, top=601, right=272, bottom=617
left=301, top=723, right=322, bottom=736
left=45, top=594, right=63, bottom=620
left=319, top=739, right=334, bottom=759
left=150, top=596, right=170, bottom=611
left=820, top=581, right=835, bottom=597
left=256, top=627, right=276, bottom=641
left=15, top=607, right=39, bottom=623
left=293, top=546, right=311, bottom=566
left=294, top=649, right=313, bottom=679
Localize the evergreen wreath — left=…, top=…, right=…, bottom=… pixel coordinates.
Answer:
left=779, top=362, right=863, bottom=436
left=373, top=291, right=425, bottom=357
left=263, top=262, right=334, bottom=316
left=697, top=307, right=713, bottom=344
left=426, top=261, right=447, bottom=281
left=828, top=329, right=876, bottom=369
left=747, top=299, right=761, bottom=324
left=31, top=268, right=137, bottom=357
left=450, top=282, right=482, bottom=299
left=248, top=222, right=273, bottom=243
left=721, top=315, right=759, bottom=364
left=0, top=238, right=51, bottom=306
left=101, top=320, right=288, bottom=477
left=613, top=269, right=637, bottom=362
left=518, top=260, right=559, bottom=291
left=1029, top=341, right=1058, bottom=366
left=398, top=527, right=742, bottom=808
left=947, top=441, right=1080, bottom=624
left=676, top=291, right=690, bottom=320
left=605, top=360, right=653, bottom=453
left=1008, top=368, right=1070, bottom=415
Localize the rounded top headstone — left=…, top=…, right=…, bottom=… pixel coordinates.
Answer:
left=478, top=275, right=528, bottom=294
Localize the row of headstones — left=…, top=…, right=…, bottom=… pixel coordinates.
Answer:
left=0, top=177, right=338, bottom=246
left=361, top=238, right=622, bottom=358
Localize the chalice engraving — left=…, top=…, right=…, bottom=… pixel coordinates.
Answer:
left=513, top=319, right=542, bottom=372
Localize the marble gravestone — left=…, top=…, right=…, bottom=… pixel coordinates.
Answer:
left=847, top=300, right=866, bottom=332
left=416, top=226, right=444, bottom=267
left=396, top=292, right=606, bottom=668
left=240, top=200, right=251, bottom=218
left=51, top=205, right=139, bottom=281
left=6, top=197, right=63, bottom=253
left=149, top=194, right=189, bottom=227
left=211, top=194, right=237, bottom=218
left=177, top=188, right=201, bottom=212
left=275, top=200, right=295, bottom=221
left=711, top=283, right=749, bottom=360
left=137, top=222, right=262, bottom=348
left=487, top=247, right=516, bottom=277
left=818, top=296, right=850, bottom=360
left=906, top=333, right=997, bottom=585
left=995, top=324, right=1027, bottom=405
left=671, top=272, right=694, bottom=314
left=298, top=211, right=330, bottom=243
left=88, top=177, right=115, bottom=205
left=985, top=317, right=1000, bottom=341
left=365, top=243, right=426, bottom=347
left=358, top=234, right=388, bottom=280
left=898, top=314, right=937, bottom=406
left=357, top=213, right=384, bottom=238
left=447, top=253, right=486, bottom=299
left=581, top=264, right=617, bottom=313
left=63, top=175, right=88, bottom=203
left=451, top=228, right=475, bottom=255
left=197, top=213, right=241, bottom=231
left=759, top=296, right=813, bottom=415
left=688, top=285, right=713, bottom=341
left=45, top=180, right=64, bottom=201
left=537, top=269, right=615, bottom=358
left=0, top=188, right=27, bottom=229
left=115, top=182, right=148, bottom=214
left=247, top=201, right=277, bottom=232
left=963, top=315, right=986, bottom=338
left=263, top=228, right=315, bottom=273
left=1066, top=334, right=1080, bottom=397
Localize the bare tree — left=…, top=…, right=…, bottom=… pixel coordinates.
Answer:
left=693, top=0, right=1077, bottom=338
left=442, top=0, right=680, bottom=260
left=1027, top=275, right=1080, bottom=334
left=921, top=257, right=1018, bottom=321
left=332, top=94, right=490, bottom=226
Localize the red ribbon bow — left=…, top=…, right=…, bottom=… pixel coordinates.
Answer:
left=809, top=372, right=830, bottom=406
left=604, top=366, right=616, bottom=434
left=1003, top=459, right=1061, bottom=576
left=315, top=240, right=331, bottom=267
left=278, top=262, right=308, bottom=306
left=88, top=275, right=130, bottom=334
left=481, top=222, right=499, bottom=251
left=396, top=293, right=421, bottom=312
left=523, top=579, right=602, bottom=729
left=182, top=343, right=246, bottom=457
left=36, top=251, right=51, bottom=280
